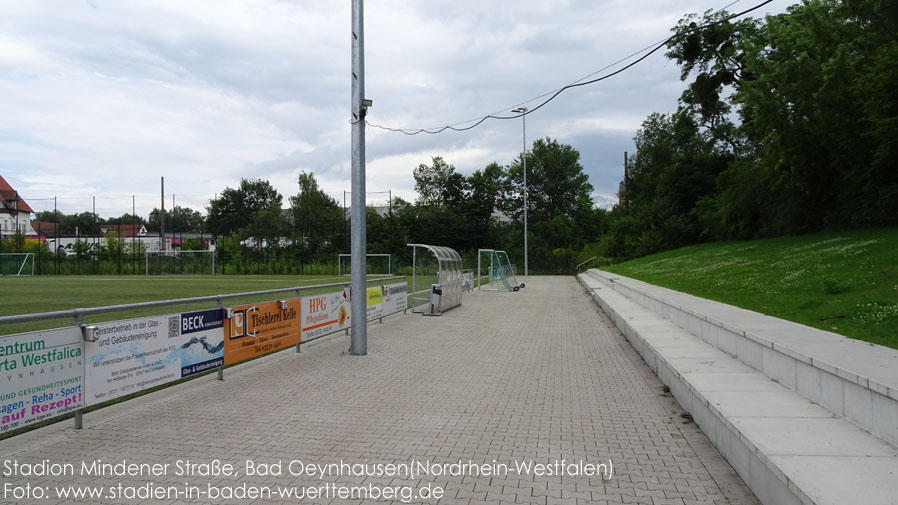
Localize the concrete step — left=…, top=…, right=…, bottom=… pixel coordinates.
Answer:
left=583, top=268, right=898, bottom=448
left=579, top=272, right=898, bottom=505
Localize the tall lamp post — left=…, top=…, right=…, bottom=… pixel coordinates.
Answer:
left=511, top=107, right=528, bottom=276
left=350, top=0, right=369, bottom=355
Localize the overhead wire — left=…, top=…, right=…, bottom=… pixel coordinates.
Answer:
left=360, top=0, right=770, bottom=135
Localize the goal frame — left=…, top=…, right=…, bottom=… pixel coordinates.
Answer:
left=0, top=252, right=35, bottom=276
left=338, top=253, right=393, bottom=276
left=477, top=249, right=523, bottom=292
left=145, top=250, right=216, bottom=276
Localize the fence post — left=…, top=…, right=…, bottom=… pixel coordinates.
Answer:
left=73, top=310, right=84, bottom=430
left=295, top=288, right=302, bottom=353
left=378, top=279, right=383, bottom=323
left=217, top=296, right=224, bottom=381
left=344, top=283, right=350, bottom=335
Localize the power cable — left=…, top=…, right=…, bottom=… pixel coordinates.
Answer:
left=361, top=0, right=770, bottom=135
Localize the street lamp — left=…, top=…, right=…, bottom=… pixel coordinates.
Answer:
left=511, top=107, right=528, bottom=277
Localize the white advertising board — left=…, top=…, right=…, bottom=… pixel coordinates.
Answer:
left=85, top=309, right=224, bottom=406
left=1, top=327, right=83, bottom=433
left=382, top=282, right=408, bottom=315
left=301, top=291, right=351, bottom=341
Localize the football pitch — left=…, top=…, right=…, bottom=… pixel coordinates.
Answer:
left=0, top=274, right=422, bottom=336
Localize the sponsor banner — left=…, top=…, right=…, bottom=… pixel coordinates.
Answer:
left=223, top=299, right=301, bottom=365
left=301, top=291, right=351, bottom=341
left=85, top=309, right=224, bottom=406
left=1, top=328, right=83, bottom=433
left=462, top=272, right=474, bottom=292
left=366, top=286, right=383, bottom=321
left=382, top=282, right=408, bottom=315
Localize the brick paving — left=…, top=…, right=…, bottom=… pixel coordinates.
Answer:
left=0, top=276, right=758, bottom=505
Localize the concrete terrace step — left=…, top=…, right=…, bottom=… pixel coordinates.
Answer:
left=583, top=268, right=898, bottom=447
left=579, top=272, right=898, bottom=505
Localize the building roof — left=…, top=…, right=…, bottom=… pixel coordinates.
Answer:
left=100, top=223, right=148, bottom=237
left=0, top=174, right=34, bottom=213
left=31, top=221, right=57, bottom=235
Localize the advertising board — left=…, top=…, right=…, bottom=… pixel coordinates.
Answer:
left=84, top=309, right=224, bottom=406
left=1, top=328, right=83, bottom=433
left=223, top=299, right=301, bottom=365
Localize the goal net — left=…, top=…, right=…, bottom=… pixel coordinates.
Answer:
left=146, top=250, right=215, bottom=276
left=0, top=253, right=34, bottom=276
left=478, top=249, right=523, bottom=291
left=338, top=253, right=393, bottom=276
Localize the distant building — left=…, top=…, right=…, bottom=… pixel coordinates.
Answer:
left=0, top=174, right=35, bottom=237
left=100, top=223, right=149, bottom=237
left=30, top=221, right=57, bottom=237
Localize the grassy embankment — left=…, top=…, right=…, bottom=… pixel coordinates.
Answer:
left=604, top=228, right=898, bottom=349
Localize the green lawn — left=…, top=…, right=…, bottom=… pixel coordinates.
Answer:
left=604, top=228, right=898, bottom=349
left=0, top=274, right=422, bottom=336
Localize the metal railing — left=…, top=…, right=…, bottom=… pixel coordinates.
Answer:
left=0, top=275, right=410, bottom=431
left=0, top=276, right=406, bottom=326
left=576, top=256, right=597, bottom=273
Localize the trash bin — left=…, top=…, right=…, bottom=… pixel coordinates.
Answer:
left=426, top=283, right=443, bottom=316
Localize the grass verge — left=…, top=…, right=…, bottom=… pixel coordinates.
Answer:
left=604, top=228, right=898, bottom=349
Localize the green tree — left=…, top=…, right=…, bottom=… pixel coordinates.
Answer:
left=506, top=138, right=593, bottom=223
left=504, top=138, right=597, bottom=270
left=33, top=211, right=100, bottom=235
left=464, top=162, right=506, bottom=247
left=148, top=206, right=205, bottom=233
left=208, top=178, right=282, bottom=237
left=413, top=156, right=467, bottom=207
left=290, top=172, right=344, bottom=260
left=72, top=238, right=92, bottom=260
left=105, top=213, right=146, bottom=226
left=99, top=232, right=126, bottom=261
left=662, top=1, right=898, bottom=234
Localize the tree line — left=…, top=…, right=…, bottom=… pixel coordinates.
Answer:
left=207, top=137, right=602, bottom=274
left=598, top=0, right=897, bottom=260
left=11, top=0, right=893, bottom=274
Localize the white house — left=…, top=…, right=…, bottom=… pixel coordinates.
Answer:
left=0, top=174, right=35, bottom=237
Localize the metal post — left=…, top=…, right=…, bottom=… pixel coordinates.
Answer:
left=295, top=288, right=302, bottom=353
left=350, top=0, right=367, bottom=355
left=73, top=311, right=84, bottom=430
left=217, top=296, right=224, bottom=380
left=477, top=251, right=481, bottom=289
left=54, top=196, right=58, bottom=275
left=160, top=177, right=165, bottom=254
left=511, top=107, right=528, bottom=276
left=411, top=246, right=416, bottom=311
left=522, top=112, right=528, bottom=277
left=344, top=283, right=351, bottom=335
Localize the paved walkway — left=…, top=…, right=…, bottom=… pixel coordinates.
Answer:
left=1, top=276, right=757, bottom=505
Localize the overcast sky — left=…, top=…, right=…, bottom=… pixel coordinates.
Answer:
left=0, top=0, right=786, bottom=218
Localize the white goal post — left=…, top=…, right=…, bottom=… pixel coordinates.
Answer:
left=146, top=250, right=216, bottom=276
left=338, top=253, right=393, bottom=276
left=0, top=253, right=34, bottom=276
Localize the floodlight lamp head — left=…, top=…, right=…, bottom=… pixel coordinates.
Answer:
left=362, top=98, right=373, bottom=107
left=512, top=107, right=527, bottom=114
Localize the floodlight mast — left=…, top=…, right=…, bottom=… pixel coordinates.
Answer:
left=511, top=107, right=528, bottom=276
left=350, top=0, right=368, bottom=355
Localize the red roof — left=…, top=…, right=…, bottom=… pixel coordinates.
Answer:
left=0, top=174, right=34, bottom=213
left=31, top=221, right=57, bottom=235
left=100, top=223, right=147, bottom=237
